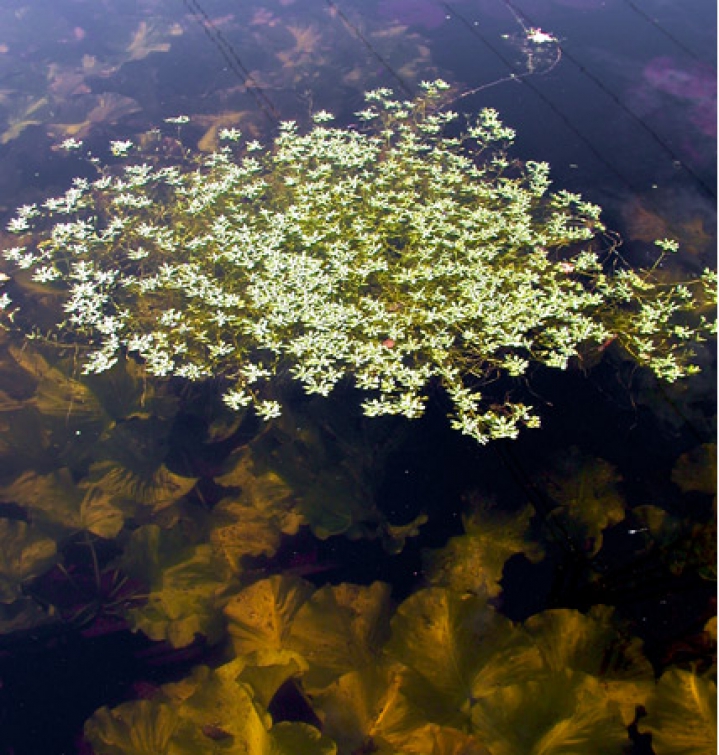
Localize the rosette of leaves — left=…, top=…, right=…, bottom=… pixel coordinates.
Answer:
left=2, top=80, right=713, bottom=445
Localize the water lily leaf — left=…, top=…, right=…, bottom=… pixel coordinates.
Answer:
left=86, top=660, right=336, bottom=755
left=85, top=418, right=197, bottom=515
left=0, top=468, right=125, bottom=538
left=314, top=661, right=487, bottom=754
left=385, top=587, right=538, bottom=728
left=212, top=450, right=305, bottom=569
left=82, top=358, right=179, bottom=424
left=541, top=451, right=625, bottom=555
left=224, top=574, right=314, bottom=657
left=311, top=662, right=404, bottom=753
left=424, top=498, right=542, bottom=598
left=639, top=666, right=716, bottom=755
left=236, top=649, right=309, bottom=709
left=120, top=524, right=232, bottom=647
left=519, top=606, right=655, bottom=724
left=230, top=398, right=394, bottom=541
left=9, top=345, right=108, bottom=430
left=84, top=699, right=179, bottom=755
left=287, top=581, right=393, bottom=691
left=671, top=443, right=717, bottom=495
left=469, top=670, right=628, bottom=754
left=0, top=518, right=57, bottom=602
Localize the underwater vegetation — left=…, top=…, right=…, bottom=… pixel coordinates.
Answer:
left=0, top=79, right=714, bottom=754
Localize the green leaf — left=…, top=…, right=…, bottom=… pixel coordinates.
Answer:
left=236, top=649, right=309, bottom=709
left=639, top=667, right=717, bottom=755
left=120, top=524, right=233, bottom=647
left=424, top=498, right=542, bottom=598
left=84, top=700, right=179, bottom=755
left=671, top=443, right=717, bottom=495
left=519, top=606, right=655, bottom=724
left=286, top=581, right=393, bottom=691
left=9, top=345, right=108, bottom=430
left=85, top=661, right=336, bottom=755
left=0, top=519, right=57, bottom=602
left=224, top=574, right=315, bottom=657
left=212, top=450, right=305, bottom=569
left=385, top=588, right=536, bottom=728
left=0, top=468, right=125, bottom=539
left=541, top=451, right=625, bottom=555
left=469, top=671, right=627, bottom=754
left=85, top=418, right=197, bottom=516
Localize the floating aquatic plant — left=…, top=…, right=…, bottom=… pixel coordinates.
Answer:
left=1, top=80, right=714, bottom=443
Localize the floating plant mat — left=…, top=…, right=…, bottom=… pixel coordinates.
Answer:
left=0, top=0, right=715, bottom=750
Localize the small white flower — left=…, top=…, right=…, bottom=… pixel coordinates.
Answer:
left=219, top=128, right=243, bottom=141
left=60, top=138, right=83, bottom=150
left=110, top=140, right=134, bottom=157
left=312, top=110, right=335, bottom=123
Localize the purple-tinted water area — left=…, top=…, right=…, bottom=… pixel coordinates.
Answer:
left=642, top=55, right=717, bottom=139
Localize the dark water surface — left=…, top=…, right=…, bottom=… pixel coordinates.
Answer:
left=0, top=1, right=715, bottom=753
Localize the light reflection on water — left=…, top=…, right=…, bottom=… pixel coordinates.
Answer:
left=0, top=1, right=715, bottom=753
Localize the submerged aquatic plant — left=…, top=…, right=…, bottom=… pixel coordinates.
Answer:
left=1, top=80, right=714, bottom=443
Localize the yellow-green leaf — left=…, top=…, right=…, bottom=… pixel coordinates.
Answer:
left=640, top=666, right=717, bottom=755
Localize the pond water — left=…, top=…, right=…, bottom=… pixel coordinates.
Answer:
left=0, top=1, right=715, bottom=754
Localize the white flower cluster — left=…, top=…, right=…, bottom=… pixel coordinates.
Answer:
left=1, top=80, right=713, bottom=443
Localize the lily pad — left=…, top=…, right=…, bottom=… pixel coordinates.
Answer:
left=469, top=670, right=628, bottom=754
left=84, top=660, right=336, bottom=755
left=120, top=524, right=233, bottom=647
left=286, top=581, right=393, bottom=691
left=0, top=468, right=125, bottom=539
left=640, top=666, right=717, bottom=755
left=671, top=443, right=717, bottom=496
left=224, top=574, right=315, bottom=657
left=423, top=498, right=542, bottom=598
left=541, top=450, right=626, bottom=555
left=0, top=518, right=58, bottom=602
left=385, top=587, right=534, bottom=728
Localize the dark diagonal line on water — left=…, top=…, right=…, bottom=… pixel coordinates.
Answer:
left=182, top=0, right=280, bottom=124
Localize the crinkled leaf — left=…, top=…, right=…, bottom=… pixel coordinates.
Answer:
left=86, top=661, right=335, bottom=755
left=542, top=451, right=625, bottom=555
left=212, top=450, right=305, bottom=569
left=236, top=649, right=309, bottom=709
left=424, top=499, right=542, bottom=598
left=84, top=699, right=179, bottom=755
left=470, top=671, right=628, bottom=754
left=385, top=588, right=538, bottom=727
left=86, top=418, right=196, bottom=514
left=0, top=519, right=57, bottom=602
left=671, top=443, right=717, bottom=495
left=0, top=468, right=125, bottom=538
left=313, top=662, right=487, bottom=754
left=9, top=345, right=108, bottom=430
left=224, top=574, right=314, bottom=657
left=640, top=666, right=717, bottom=755
left=287, top=581, right=393, bottom=690
left=312, top=662, right=404, bottom=753
left=120, top=524, right=232, bottom=647
left=519, top=606, right=655, bottom=724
